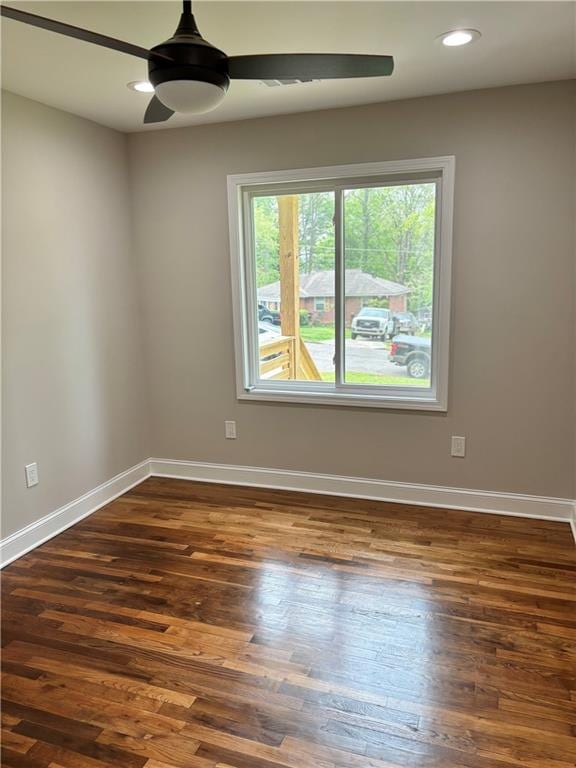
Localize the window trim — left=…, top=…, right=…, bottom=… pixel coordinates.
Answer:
left=227, top=156, right=455, bottom=411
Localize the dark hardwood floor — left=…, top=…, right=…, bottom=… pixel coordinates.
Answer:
left=2, top=477, right=576, bottom=768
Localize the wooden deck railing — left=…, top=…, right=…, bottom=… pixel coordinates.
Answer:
left=259, top=336, right=322, bottom=381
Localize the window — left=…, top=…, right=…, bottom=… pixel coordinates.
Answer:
left=228, top=157, right=454, bottom=410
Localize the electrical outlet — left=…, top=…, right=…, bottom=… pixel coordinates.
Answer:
left=25, top=462, right=39, bottom=487
left=451, top=436, right=466, bottom=458
left=225, top=420, right=237, bottom=439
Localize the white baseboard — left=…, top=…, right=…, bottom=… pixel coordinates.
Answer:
left=0, top=459, right=151, bottom=568
left=2, top=457, right=574, bottom=567
left=149, top=458, right=575, bottom=526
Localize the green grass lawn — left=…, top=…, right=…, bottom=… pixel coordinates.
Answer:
left=301, top=325, right=428, bottom=346
left=321, top=372, right=428, bottom=387
left=300, top=326, right=351, bottom=343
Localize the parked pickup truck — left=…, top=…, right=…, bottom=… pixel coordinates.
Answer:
left=389, top=335, right=431, bottom=379
left=351, top=307, right=392, bottom=340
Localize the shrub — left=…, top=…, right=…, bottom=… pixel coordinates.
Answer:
left=299, top=309, right=311, bottom=326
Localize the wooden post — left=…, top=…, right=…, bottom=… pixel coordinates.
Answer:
left=278, top=195, right=300, bottom=377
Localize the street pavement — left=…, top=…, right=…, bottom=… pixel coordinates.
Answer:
left=307, top=338, right=403, bottom=376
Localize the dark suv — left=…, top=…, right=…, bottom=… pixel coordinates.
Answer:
left=389, top=335, right=431, bottom=379
left=391, top=312, right=418, bottom=337
left=258, top=303, right=280, bottom=325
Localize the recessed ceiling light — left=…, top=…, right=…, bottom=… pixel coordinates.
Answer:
left=439, top=29, right=481, bottom=47
left=127, top=80, right=155, bottom=93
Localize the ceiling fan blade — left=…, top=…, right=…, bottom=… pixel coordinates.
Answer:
left=0, top=5, right=171, bottom=62
left=228, top=53, right=394, bottom=80
left=144, top=95, right=175, bottom=124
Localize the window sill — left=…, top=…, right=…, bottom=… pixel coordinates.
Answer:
left=239, top=387, right=447, bottom=412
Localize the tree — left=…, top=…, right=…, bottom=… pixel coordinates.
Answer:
left=344, top=183, right=435, bottom=309
left=253, top=196, right=279, bottom=288
left=298, top=192, right=334, bottom=274
left=253, top=184, right=436, bottom=311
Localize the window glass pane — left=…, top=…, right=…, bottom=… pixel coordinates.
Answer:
left=343, top=183, right=436, bottom=387
left=253, top=191, right=335, bottom=383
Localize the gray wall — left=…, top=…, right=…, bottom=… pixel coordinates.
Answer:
left=2, top=91, right=150, bottom=538
left=128, top=80, right=575, bottom=499
left=2, top=81, right=574, bottom=543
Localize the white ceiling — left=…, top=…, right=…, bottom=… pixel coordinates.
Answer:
left=2, top=1, right=575, bottom=132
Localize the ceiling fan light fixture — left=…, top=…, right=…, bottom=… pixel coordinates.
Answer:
left=127, top=80, right=155, bottom=93
left=154, top=79, right=227, bottom=114
left=1, top=1, right=395, bottom=126
left=439, top=29, right=481, bottom=47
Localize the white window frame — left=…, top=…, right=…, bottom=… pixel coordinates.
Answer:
left=227, top=156, right=455, bottom=411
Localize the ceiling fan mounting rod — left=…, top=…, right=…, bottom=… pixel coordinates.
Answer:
left=183, top=1, right=192, bottom=15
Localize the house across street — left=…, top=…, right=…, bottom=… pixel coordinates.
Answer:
left=258, top=268, right=410, bottom=326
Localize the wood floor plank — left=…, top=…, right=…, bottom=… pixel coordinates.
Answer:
left=2, top=478, right=575, bottom=767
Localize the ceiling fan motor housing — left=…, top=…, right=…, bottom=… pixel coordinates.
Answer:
left=147, top=13, right=230, bottom=93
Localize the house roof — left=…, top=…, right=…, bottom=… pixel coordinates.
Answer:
left=258, top=269, right=409, bottom=301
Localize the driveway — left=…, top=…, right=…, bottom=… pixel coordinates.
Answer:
left=307, top=338, right=402, bottom=375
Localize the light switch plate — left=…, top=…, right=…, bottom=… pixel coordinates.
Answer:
left=25, top=462, right=39, bottom=487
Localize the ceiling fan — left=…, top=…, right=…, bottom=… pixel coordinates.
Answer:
left=1, top=1, right=394, bottom=124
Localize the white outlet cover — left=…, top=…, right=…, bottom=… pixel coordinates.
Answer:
left=451, top=436, right=466, bottom=458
